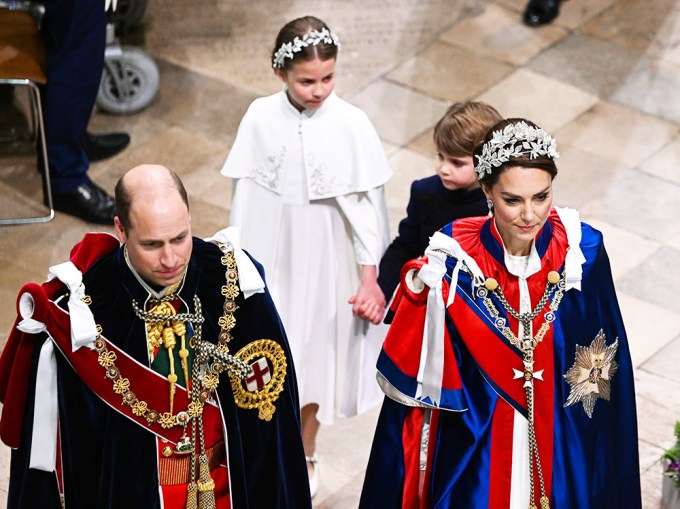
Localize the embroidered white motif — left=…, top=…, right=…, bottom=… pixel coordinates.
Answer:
left=249, top=146, right=286, bottom=191
left=308, top=165, right=351, bottom=197
left=305, top=149, right=351, bottom=197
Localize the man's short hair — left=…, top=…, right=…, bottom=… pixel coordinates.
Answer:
left=114, top=167, right=189, bottom=230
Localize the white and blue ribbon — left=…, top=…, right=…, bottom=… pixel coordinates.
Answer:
left=414, top=232, right=484, bottom=405
left=415, top=248, right=447, bottom=405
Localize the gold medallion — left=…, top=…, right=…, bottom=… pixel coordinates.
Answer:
left=563, top=329, right=619, bottom=418
left=229, top=339, right=287, bottom=421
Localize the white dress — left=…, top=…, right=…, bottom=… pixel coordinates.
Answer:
left=221, top=90, right=392, bottom=424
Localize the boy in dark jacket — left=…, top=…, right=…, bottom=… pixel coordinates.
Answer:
left=378, top=102, right=502, bottom=301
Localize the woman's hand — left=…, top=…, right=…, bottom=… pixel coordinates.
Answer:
left=348, top=266, right=386, bottom=324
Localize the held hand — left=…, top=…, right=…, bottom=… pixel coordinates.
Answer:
left=348, top=279, right=386, bottom=325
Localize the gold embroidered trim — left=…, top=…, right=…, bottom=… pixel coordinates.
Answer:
left=92, top=331, right=216, bottom=429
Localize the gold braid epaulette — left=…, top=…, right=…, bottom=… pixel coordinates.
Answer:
left=214, top=242, right=287, bottom=422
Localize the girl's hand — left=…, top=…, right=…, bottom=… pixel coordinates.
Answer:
left=348, top=266, right=386, bottom=324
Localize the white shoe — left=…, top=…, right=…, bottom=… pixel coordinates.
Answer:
left=306, top=454, right=319, bottom=498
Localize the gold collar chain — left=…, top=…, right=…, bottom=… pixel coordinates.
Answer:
left=476, top=270, right=565, bottom=353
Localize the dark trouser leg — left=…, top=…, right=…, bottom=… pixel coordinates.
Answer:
left=40, top=0, right=106, bottom=193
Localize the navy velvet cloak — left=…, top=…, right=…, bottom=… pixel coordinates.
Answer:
left=361, top=214, right=641, bottom=508
left=3, top=235, right=311, bottom=509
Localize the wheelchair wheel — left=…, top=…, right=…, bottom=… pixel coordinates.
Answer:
left=97, top=46, right=159, bottom=115
left=108, top=0, right=148, bottom=34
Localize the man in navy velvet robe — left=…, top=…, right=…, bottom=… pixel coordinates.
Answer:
left=0, top=164, right=311, bottom=508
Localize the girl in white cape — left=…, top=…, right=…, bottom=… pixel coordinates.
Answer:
left=220, top=15, right=392, bottom=497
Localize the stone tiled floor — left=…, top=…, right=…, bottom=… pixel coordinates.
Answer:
left=1, top=0, right=679, bottom=507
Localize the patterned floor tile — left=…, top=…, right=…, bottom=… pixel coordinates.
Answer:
left=348, top=80, right=450, bottom=145
left=638, top=134, right=680, bottom=185
left=582, top=0, right=680, bottom=53
left=580, top=169, right=680, bottom=242
left=528, top=32, right=645, bottom=98
left=617, top=292, right=680, bottom=367
left=477, top=68, right=599, bottom=133
left=440, top=3, right=568, bottom=66
left=610, top=58, right=680, bottom=125
left=496, top=0, right=619, bottom=30
left=585, top=219, right=661, bottom=281
left=556, top=101, right=680, bottom=169
left=640, top=335, right=680, bottom=386
left=617, top=247, right=680, bottom=315
left=635, top=368, right=680, bottom=447
left=387, top=41, right=513, bottom=102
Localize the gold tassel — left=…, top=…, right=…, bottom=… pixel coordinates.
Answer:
left=540, top=496, right=550, bottom=509
left=177, top=331, right=190, bottom=387
left=163, top=326, right=178, bottom=413
left=185, top=481, right=198, bottom=509
left=173, top=320, right=190, bottom=386
left=197, top=454, right=216, bottom=509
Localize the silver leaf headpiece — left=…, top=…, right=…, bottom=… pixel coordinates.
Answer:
left=475, top=121, right=559, bottom=180
left=272, top=28, right=341, bottom=69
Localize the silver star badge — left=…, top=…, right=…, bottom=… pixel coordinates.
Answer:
left=563, top=329, right=619, bottom=418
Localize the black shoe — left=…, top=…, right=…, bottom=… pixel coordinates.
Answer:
left=52, top=180, right=116, bottom=225
left=82, top=131, right=131, bottom=162
left=523, top=0, right=561, bottom=26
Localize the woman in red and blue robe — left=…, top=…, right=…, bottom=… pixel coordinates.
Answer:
left=360, top=118, right=641, bottom=509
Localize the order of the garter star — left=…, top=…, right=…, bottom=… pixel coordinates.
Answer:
left=563, top=329, right=619, bottom=418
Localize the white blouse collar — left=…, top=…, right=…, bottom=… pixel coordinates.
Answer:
left=279, top=86, right=335, bottom=118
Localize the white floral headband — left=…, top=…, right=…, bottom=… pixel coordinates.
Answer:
left=475, top=121, right=559, bottom=180
left=272, top=28, right=341, bottom=69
